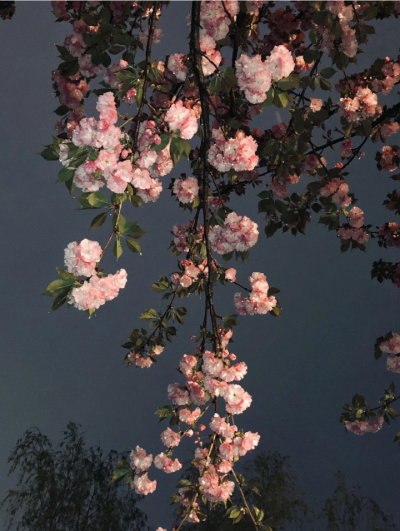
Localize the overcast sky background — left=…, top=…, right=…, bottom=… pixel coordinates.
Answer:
left=1, top=2, right=400, bottom=529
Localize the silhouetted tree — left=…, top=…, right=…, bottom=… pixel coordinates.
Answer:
left=179, top=451, right=394, bottom=531
left=0, top=423, right=147, bottom=531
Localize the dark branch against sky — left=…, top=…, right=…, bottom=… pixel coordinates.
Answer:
left=0, top=2, right=400, bottom=528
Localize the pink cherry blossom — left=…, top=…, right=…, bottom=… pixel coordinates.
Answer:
left=179, top=407, right=201, bottom=425
left=154, top=453, right=182, bottom=473
left=132, top=473, right=157, bottom=495
left=246, top=1, right=264, bottom=14
left=222, top=384, right=252, bottom=415
left=220, top=361, right=248, bottom=382
left=72, top=117, right=102, bottom=148
left=234, top=272, right=277, bottom=316
left=136, top=177, right=163, bottom=203
left=179, top=354, right=198, bottom=378
left=344, top=417, right=383, bottom=435
left=208, top=129, right=259, bottom=173
left=219, top=442, right=234, bottom=461
left=73, top=160, right=104, bottom=192
left=225, top=268, right=237, bottom=282
left=173, top=177, right=199, bottom=204
left=199, top=465, right=235, bottom=502
left=130, top=446, right=153, bottom=472
left=68, top=269, right=127, bottom=311
left=310, top=98, right=323, bottom=112
left=168, top=383, right=191, bottom=406
left=202, top=351, right=223, bottom=378
left=165, top=100, right=198, bottom=140
left=167, top=53, right=188, bottom=82
left=209, top=212, right=259, bottom=254
left=232, top=431, right=260, bottom=456
left=139, top=26, right=162, bottom=45
left=340, top=139, right=353, bottom=158
left=96, top=92, right=118, bottom=124
left=264, top=44, right=295, bottom=81
left=235, top=54, right=272, bottom=104
left=106, top=160, right=134, bottom=193
left=387, top=356, right=400, bottom=373
left=200, top=34, right=222, bottom=76
left=339, top=87, right=378, bottom=122
left=348, top=206, right=364, bottom=228
left=161, top=427, right=181, bottom=448
left=64, top=239, right=102, bottom=277
left=186, top=381, right=210, bottom=405
left=380, top=333, right=400, bottom=354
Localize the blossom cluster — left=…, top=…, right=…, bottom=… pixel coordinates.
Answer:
left=320, top=177, right=352, bottom=208
left=235, top=54, right=272, bottom=104
left=380, top=332, right=400, bottom=373
left=337, top=206, right=370, bottom=245
left=128, top=326, right=260, bottom=515
left=171, top=259, right=207, bottom=288
left=338, top=87, right=379, bottom=122
left=208, top=129, right=259, bottom=173
left=63, top=238, right=127, bottom=312
left=379, top=222, right=400, bottom=248
left=173, top=176, right=199, bottom=204
left=344, top=417, right=384, bottom=435
left=209, top=212, right=259, bottom=255
left=61, top=91, right=179, bottom=203
left=68, top=270, right=128, bottom=311
left=234, top=272, right=277, bottom=315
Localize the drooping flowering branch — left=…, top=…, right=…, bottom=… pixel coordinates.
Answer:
left=36, top=1, right=400, bottom=528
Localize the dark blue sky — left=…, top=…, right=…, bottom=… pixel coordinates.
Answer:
left=1, top=3, right=400, bottom=529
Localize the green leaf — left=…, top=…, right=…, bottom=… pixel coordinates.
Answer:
left=192, top=195, right=200, bottom=209
left=156, top=405, right=174, bottom=420
left=274, top=90, right=291, bottom=109
left=270, top=301, right=282, bottom=317
left=340, top=239, right=351, bottom=253
left=360, top=5, right=378, bottom=21
left=50, top=287, right=71, bottom=312
left=320, top=67, right=336, bottom=79
left=56, top=268, right=78, bottom=281
left=170, top=137, right=192, bottom=165
left=54, top=105, right=69, bottom=116
left=151, top=277, right=170, bottom=292
left=308, top=109, right=329, bottom=123
left=209, top=76, right=222, bottom=95
left=141, top=308, right=157, bottom=320
left=228, top=119, right=243, bottom=129
left=130, top=194, right=142, bottom=207
left=76, top=192, right=109, bottom=209
left=261, top=87, right=274, bottom=107
left=40, top=148, right=59, bottom=161
left=152, top=134, right=170, bottom=153
left=81, top=12, right=98, bottom=25
left=87, top=192, right=108, bottom=208
left=177, top=479, right=193, bottom=487
left=111, top=469, right=129, bottom=484
left=57, top=168, right=75, bottom=182
left=43, top=278, right=76, bottom=297
left=229, top=507, right=241, bottom=519
left=89, top=212, right=108, bottom=230
left=126, top=239, right=141, bottom=254
left=277, top=73, right=300, bottom=90
left=220, top=67, right=237, bottom=93
left=123, top=221, right=145, bottom=239
left=309, top=27, right=320, bottom=44
left=319, top=79, right=331, bottom=91
left=113, top=238, right=123, bottom=259
left=312, top=10, right=327, bottom=25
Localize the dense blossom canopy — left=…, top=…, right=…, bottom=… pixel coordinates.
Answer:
left=32, top=0, right=400, bottom=528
